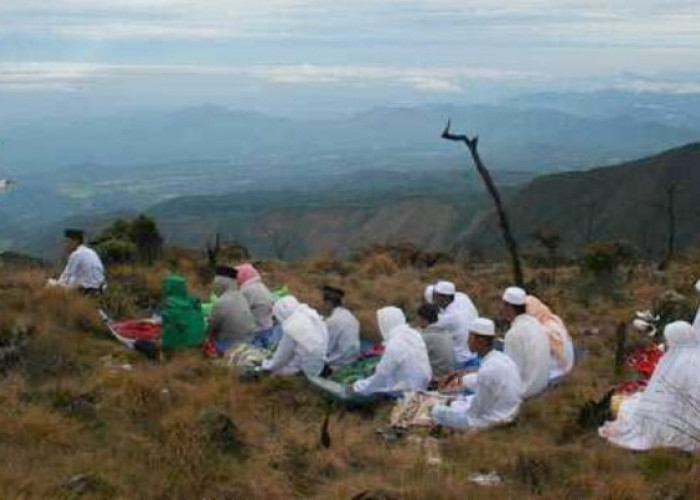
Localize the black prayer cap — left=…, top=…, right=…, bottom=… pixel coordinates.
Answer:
left=64, top=228, right=85, bottom=241
left=214, top=265, right=238, bottom=280
left=322, top=285, right=345, bottom=302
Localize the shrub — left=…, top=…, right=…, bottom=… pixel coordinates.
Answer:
left=577, top=241, right=638, bottom=303
left=94, top=238, right=137, bottom=266
left=92, top=214, right=163, bottom=265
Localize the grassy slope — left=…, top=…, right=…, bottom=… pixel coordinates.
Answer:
left=1, top=253, right=700, bottom=499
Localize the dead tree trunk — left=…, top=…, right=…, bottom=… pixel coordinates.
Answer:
left=658, top=184, right=677, bottom=271
left=441, top=119, right=524, bottom=286
left=206, top=232, right=221, bottom=268
left=614, top=322, right=627, bottom=375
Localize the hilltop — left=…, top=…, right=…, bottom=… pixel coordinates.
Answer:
left=0, top=247, right=700, bottom=497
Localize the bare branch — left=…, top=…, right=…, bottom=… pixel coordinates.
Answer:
left=441, top=119, right=524, bottom=286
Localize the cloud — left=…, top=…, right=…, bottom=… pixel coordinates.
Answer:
left=0, top=61, right=547, bottom=93
left=611, top=77, right=700, bottom=95
left=52, top=23, right=236, bottom=40
left=1, top=0, right=698, bottom=46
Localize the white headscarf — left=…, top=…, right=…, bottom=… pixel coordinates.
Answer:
left=600, top=321, right=700, bottom=452
left=377, top=305, right=431, bottom=370
left=377, top=306, right=406, bottom=342
left=273, top=295, right=301, bottom=323
left=274, top=295, right=328, bottom=354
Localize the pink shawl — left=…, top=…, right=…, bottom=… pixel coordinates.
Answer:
left=526, top=295, right=571, bottom=368
left=235, top=263, right=261, bottom=286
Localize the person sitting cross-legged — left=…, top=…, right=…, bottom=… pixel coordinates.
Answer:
left=501, top=286, right=551, bottom=398
left=320, top=285, right=360, bottom=369
left=261, top=295, right=328, bottom=377
left=427, top=281, right=479, bottom=365
left=431, top=317, right=523, bottom=430
left=350, top=306, right=432, bottom=395
left=599, top=321, right=700, bottom=452
left=48, top=228, right=106, bottom=295
left=416, top=302, right=456, bottom=377
left=206, top=265, right=257, bottom=354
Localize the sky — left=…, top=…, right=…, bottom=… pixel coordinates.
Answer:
left=1, top=0, right=700, bottom=118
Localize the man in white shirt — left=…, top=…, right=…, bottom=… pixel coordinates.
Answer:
left=320, top=285, right=360, bottom=369
left=431, top=317, right=523, bottom=430
left=501, top=286, right=550, bottom=398
left=429, top=280, right=478, bottom=364
left=50, top=229, right=106, bottom=294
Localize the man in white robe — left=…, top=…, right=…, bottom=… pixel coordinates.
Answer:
left=501, top=286, right=550, bottom=398
left=351, top=307, right=432, bottom=395
left=49, top=229, right=106, bottom=293
left=428, top=281, right=479, bottom=364
left=320, top=285, right=360, bottom=368
left=431, top=317, right=523, bottom=430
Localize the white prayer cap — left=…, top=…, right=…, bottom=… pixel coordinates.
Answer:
left=502, top=286, right=526, bottom=306
left=424, top=285, right=434, bottom=304
left=470, top=317, right=495, bottom=337
left=434, top=280, right=456, bottom=296
left=695, top=279, right=700, bottom=293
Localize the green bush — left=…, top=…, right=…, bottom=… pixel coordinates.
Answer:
left=94, top=238, right=137, bottom=265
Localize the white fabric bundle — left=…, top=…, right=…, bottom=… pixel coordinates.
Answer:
left=599, top=321, right=700, bottom=452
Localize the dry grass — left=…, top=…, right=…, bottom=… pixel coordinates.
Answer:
left=0, top=253, right=697, bottom=498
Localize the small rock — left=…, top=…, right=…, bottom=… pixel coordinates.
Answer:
left=60, top=473, right=114, bottom=495
left=468, top=471, right=503, bottom=487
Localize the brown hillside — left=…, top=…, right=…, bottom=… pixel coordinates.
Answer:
left=470, top=142, right=700, bottom=258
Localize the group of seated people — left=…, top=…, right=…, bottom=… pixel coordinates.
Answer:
left=48, top=227, right=700, bottom=450
left=202, top=262, right=576, bottom=433
left=49, top=230, right=574, bottom=433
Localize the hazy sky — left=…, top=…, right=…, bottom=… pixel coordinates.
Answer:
left=1, top=0, right=699, bottom=117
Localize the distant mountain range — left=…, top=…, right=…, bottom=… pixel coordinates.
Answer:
left=37, top=142, right=698, bottom=262
left=2, top=93, right=700, bottom=259
left=2, top=100, right=698, bottom=177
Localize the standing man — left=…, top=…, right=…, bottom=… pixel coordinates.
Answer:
left=431, top=280, right=478, bottom=364
left=50, top=228, right=105, bottom=294
left=501, top=286, right=550, bottom=398
left=320, top=285, right=360, bottom=369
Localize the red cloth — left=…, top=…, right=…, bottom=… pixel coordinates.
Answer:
left=614, top=344, right=664, bottom=394
left=111, top=320, right=161, bottom=342
left=626, top=344, right=664, bottom=378
left=359, top=343, right=385, bottom=359
left=202, top=338, right=218, bottom=358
